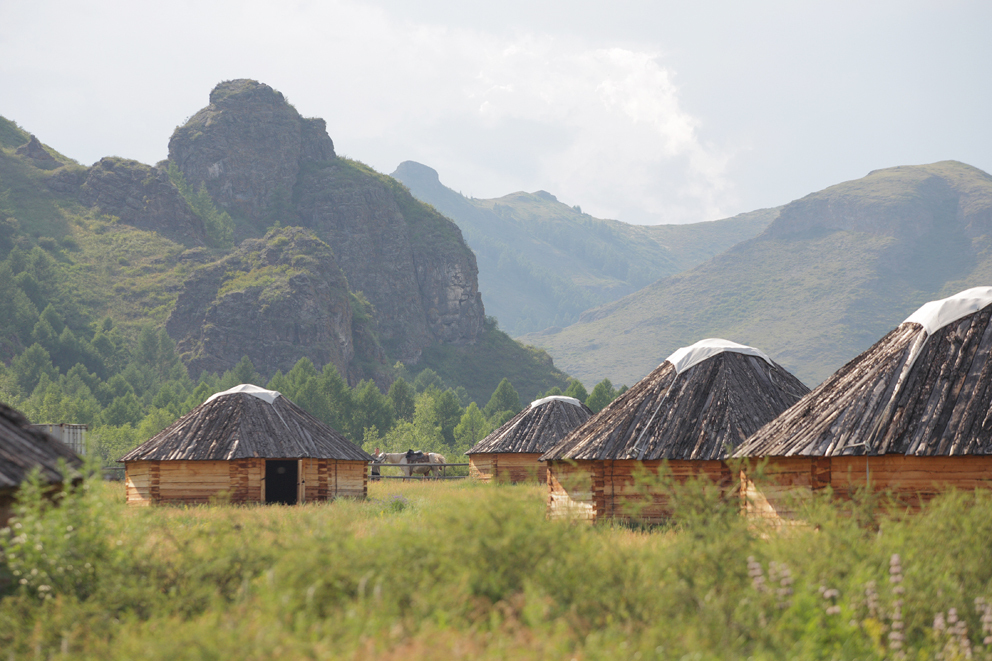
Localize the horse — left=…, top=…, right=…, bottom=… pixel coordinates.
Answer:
left=428, top=453, right=447, bottom=477
left=372, top=449, right=439, bottom=478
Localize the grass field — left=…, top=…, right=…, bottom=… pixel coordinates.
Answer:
left=3, top=472, right=992, bottom=659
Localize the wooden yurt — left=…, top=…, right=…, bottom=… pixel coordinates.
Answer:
left=466, top=396, right=593, bottom=483
left=0, top=402, right=83, bottom=524
left=120, top=384, right=372, bottom=506
left=735, top=287, right=992, bottom=520
left=541, top=339, right=809, bottom=523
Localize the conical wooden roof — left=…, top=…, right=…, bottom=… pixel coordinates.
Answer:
left=735, top=287, right=992, bottom=458
left=466, top=396, right=593, bottom=455
left=120, top=384, right=372, bottom=462
left=0, top=402, right=83, bottom=490
left=542, top=340, right=809, bottom=461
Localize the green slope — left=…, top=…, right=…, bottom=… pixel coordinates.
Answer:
left=392, top=161, right=775, bottom=336
left=0, top=116, right=567, bottom=401
left=522, top=161, right=992, bottom=388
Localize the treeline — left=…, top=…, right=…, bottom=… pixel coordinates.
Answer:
left=0, top=239, right=624, bottom=464
left=0, top=310, right=623, bottom=467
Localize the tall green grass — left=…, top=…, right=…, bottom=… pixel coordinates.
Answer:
left=2, top=471, right=992, bottom=659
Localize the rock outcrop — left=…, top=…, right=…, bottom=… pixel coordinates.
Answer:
left=168, top=80, right=485, bottom=361
left=15, top=135, right=59, bottom=168
left=167, top=227, right=362, bottom=379
left=75, top=158, right=206, bottom=247
left=168, top=79, right=335, bottom=223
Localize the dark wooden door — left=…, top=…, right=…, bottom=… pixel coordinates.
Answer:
left=265, top=460, right=298, bottom=504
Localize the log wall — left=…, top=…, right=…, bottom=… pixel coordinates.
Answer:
left=0, top=490, right=14, bottom=526
left=470, top=454, right=545, bottom=483
left=125, top=458, right=367, bottom=505
left=547, top=459, right=731, bottom=524
left=742, top=455, right=992, bottom=520
left=469, top=455, right=494, bottom=482
left=333, top=460, right=368, bottom=499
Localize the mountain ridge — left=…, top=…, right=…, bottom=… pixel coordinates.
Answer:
left=521, top=160, right=992, bottom=388
left=392, top=160, right=776, bottom=336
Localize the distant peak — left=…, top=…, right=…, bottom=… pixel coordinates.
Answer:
left=209, top=79, right=286, bottom=106
left=393, top=161, right=440, bottom=183
left=533, top=190, right=558, bottom=202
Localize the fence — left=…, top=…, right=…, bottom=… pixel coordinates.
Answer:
left=370, top=462, right=469, bottom=480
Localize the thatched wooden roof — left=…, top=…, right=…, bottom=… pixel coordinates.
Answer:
left=735, top=287, right=992, bottom=458
left=542, top=340, right=810, bottom=461
left=466, top=396, right=593, bottom=455
left=0, top=402, right=82, bottom=490
left=120, top=384, right=372, bottom=462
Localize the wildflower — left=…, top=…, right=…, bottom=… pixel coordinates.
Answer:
left=976, top=597, right=992, bottom=646
left=865, top=580, right=879, bottom=618
left=747, top=556, right=766, bottom=592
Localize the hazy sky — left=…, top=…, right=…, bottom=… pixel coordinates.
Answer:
left=2, top=0, right=989, bottom=224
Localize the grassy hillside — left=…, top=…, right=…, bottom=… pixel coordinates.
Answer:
left=392, top=161, right=775, bottom=335
left=523, top=161, right=992, bottom=388
left=0, top=115, right=567, bottom=402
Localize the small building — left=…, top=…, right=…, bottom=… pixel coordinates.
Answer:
left=542, top=339, right=809, bottom=523
left=120, top=384, right=372, bottom=506
left=1, top=402, right=83, bottom=524
left=29, top=423, right=87, bottom=456
left=466, top=396, right=593, bottom=483
left=735, top=287, right=992, bottom=520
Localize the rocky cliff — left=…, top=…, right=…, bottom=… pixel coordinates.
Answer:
left=168, top=80, right=485, bottom=362
left=46, top=157, right=207, bottom=247
left=167, top=227, right=364, bottom=379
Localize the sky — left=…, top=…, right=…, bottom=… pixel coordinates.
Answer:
left=1, top=0, right=990, bottom=225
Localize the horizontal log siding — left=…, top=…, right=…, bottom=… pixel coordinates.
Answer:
left=333, top=460, right=367, bottom=499
left=496, top=453, right=544, bottom=483
left=158, top=461, right=233, bottom=504
left=125, top=461, right=158, bottom=506
left=743, top=455, right=992, bottom=520
left=304, top=459, right=319, bottom=502
left=1, top=491, right=15, bottom=525
left=126, top=459, right=365, bottom=505
left=602, top=460, right=729, bottom=523
left=548, top=459, right=730, bottom=523
left=831, top=455, right=992, bottom=505
left=469, top=455, right=494, bottom=482
left=547, top=460, right=600, bottom=521
left=740, top=458, right=816, bottom=521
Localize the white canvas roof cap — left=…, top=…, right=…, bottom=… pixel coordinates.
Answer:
left=903, top=287, right=992, bottom=336
left=529, top=395, right=582, bottom=409
left=665, top=338, right=773, bottom=375
left=205, top=383, right=282, bottom=406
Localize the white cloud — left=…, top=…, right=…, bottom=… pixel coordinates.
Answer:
left=0, top=0, right=734, bottom=223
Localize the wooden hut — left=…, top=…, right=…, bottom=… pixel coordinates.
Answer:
left=120, top=384, right=372, bottom=506
left=0, top=402, right=83, bottom=524
left=541, top=339, right=809, bottom=523
left=735, top=287, right=992, bottom=519
left=466, top=396, right=593, bottom=483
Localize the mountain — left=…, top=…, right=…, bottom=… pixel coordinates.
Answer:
left=0, top=80, right=570, bottom=403
left=521, top=161, right=992, bottom=388
left=169, top=80, right=483, bottom=364
left=391, top=161, right=775, bottom=336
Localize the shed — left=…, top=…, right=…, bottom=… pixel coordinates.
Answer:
left=120, top=384, right=372, bottom=506
left=541, top=339, right=809, bottom=523
left=735, top=287, right=992, bottom=519
left=0, top=402, right=83, bottom=524
left=466, top=396, right=592, bottom=483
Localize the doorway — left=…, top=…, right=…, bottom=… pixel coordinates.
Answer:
left=265, top=460, right=298, bottom=504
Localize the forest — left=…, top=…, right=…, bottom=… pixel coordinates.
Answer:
left=0, top=240, right=621, bottom=464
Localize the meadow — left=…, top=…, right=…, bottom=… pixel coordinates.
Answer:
left=2, top=470, right=992, bottom=660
